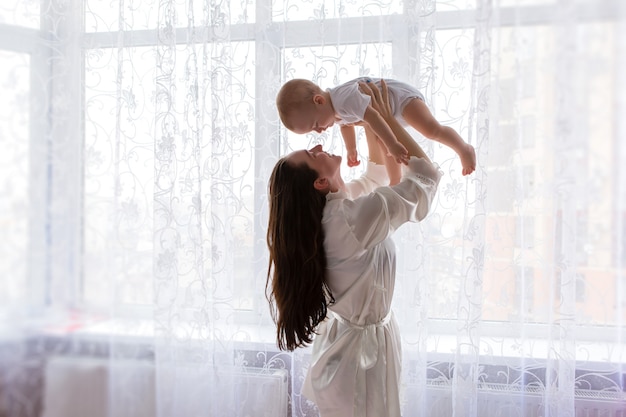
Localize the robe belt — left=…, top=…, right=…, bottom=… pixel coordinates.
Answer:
left=330, top=311, right=392, bottom=370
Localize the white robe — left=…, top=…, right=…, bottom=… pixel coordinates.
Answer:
left=302, top=157, right=442, bottom=417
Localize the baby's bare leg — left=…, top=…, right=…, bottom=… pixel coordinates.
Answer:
left=403, top=98, right=476, bottom=176
left=365, top=126, right=401, bottom=185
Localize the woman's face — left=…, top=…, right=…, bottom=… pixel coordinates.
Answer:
left=286, top=144, right=342, bottom=188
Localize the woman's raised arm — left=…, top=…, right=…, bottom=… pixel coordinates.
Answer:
left=359, top=79, right=432, bottom=164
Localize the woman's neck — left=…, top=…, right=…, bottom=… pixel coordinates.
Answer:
left=331, top=175, right=346, bottom=193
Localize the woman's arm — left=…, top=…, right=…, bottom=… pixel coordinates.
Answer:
left=360, top=80, right=432, bottom=164
left=345, top=158, right=441, bottom=249
left=343, top=80, right=440, bottom=249
left=361, top=106, right=409, bottom=165
left=344, top=80, right=440, bottom=202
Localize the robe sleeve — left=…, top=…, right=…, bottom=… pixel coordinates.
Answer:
left=344, top=161, right=389, bottom=200
left=345, top=156, right=442, bottom=250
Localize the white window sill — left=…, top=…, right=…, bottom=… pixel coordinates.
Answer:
left=36, top=317, right=626, bottom=367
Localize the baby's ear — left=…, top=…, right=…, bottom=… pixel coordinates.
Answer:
left=313, top=94, right=325, bottom=105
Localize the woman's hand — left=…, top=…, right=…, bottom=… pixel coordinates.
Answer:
left=359, top=79, right=393, bottom=120
left=360, top=79, right=432, bottom=163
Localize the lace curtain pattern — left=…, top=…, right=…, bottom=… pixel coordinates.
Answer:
left=0, top=0, right=624, bottom=416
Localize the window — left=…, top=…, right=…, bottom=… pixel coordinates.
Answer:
left=0, top=2, right=45, bottom=310
left=0, top=50, right=30, bottom=309
left=3, top=0, right=623, bottom=347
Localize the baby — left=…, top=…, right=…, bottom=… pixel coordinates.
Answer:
left=276, top=77, right=476, bottom=184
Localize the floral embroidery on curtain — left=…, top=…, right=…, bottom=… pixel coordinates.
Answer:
left=0, top=0, right=624, bottom=416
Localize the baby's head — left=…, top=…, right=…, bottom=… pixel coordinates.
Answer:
left=276, top=79, right=330, bottom=134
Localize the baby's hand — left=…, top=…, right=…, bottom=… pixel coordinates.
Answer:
left=347, top=148, right=361, bottom=167
left=386, top=141, right=409, bottom=165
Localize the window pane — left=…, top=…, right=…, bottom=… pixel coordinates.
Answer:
left=425, top=28, right=476, bottom=319
left=86, top=0, right=255, bottom=33
left=0, top=51, right=30, bottom=308
left=483, top=22, right=621, bottom=326
left=0, top=0, right=39, bottom=28
left=83, top=46, right=155, bottom=307
left=214, top=42, right=257, bottom=312
left=84, top=42, right=256, bottom=312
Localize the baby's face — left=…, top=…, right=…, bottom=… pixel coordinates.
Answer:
left=288, top=100, right=336, bottom=135
left=313, top=105, right=336, bottom=133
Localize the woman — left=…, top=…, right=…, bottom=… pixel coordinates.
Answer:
left=266, top=80, right=442, bottom=417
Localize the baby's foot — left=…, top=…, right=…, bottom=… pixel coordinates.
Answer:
left=460, top=143, right=476, bottom=176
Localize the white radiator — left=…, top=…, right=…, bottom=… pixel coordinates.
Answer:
left=403, top=382, right=626, bottom=417
left=42, top=356, right=288, bottom=417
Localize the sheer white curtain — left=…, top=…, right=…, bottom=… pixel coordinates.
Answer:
left=0, top=0, right=624, bottom=416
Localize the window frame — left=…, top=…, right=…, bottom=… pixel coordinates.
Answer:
left=10, top=0, right=624, bottom=346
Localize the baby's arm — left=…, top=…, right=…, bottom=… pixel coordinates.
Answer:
left=340, top=125, right=360, bottom=167
left=362, top=105, right=409, bottom=164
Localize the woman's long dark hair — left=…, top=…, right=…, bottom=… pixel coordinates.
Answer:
left=266, top=157, right=334, bottom=351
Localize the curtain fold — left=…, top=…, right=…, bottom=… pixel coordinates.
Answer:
left=0, top=1, right=624, bottom=417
